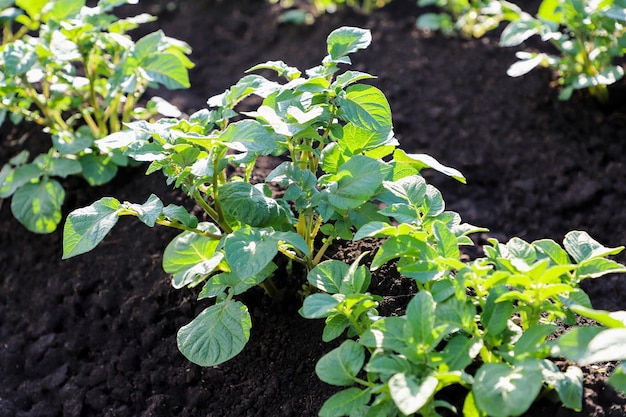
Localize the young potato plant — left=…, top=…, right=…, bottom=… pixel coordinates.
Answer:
left=500, top=0, right=626, bottom=102
left=302, top=174, right=626, bottom=416
left=416, top=0, right=522, bottom=38
left=271, top=0, right=392, bottom=25
left=0, top=0, right=192, bottom=233
left=62, top=26, right=466, bottom=367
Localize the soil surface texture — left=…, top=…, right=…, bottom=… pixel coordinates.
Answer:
left=2, top=1, right=626, bottom=416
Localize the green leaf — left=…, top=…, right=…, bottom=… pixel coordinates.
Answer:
left=79, top=154, right=118, bottom=186
left=143, top=52, right=190, bottom=89
left=63, top=197, right=121, bottom=258
left=316, top=340, right=365, bottom=386
left=389, top=373, right=438, bottom=415
left=212, top=262, right=276, bottom=296
left=339, top=85, right=392, bottom=133
left=481, top=285, right=514, bottom=338
left=473, top=361, right=543, bottom=417
left=52, top=128, right=94, bottom=154
left=513, top=324, right=557, bottom=359
left=500, top=18, right=541, bottom=47
left=300, top=293, right=341, bottom=319
left=247, top=60, right=301, bottom=80
left=609, top=363, right=626, bottom=394
left=326, top=155, right=389, bottom=211
left=219, top=182, right=293, bottom=229
left=134, top=30, right=164, bottom=63
left=307, top=260, right=348, bottom=293
left=534, top=238, right=571, bottom=265
left=177, top=300, right=251, bottom=366
left=406, top=291, right=436, bottom=344
left=567, top=328, right=626, bottom=365
left=326, top=26, right=371, bottom=60
left=219, top=119, right=283, bottom=155
left=318, top=387, right=370, bottom=417
left=162, top=204, right=198, bottom=228
left=563, top=231, right=623, bottom=263
left=392, top=150, right=466, bottom=183
left=553, top=326, right=604, bottom=362
left=360, top=317, right=407, bottom=351
left=224, top=228, right=278, bottom=279
left=16, top=0, right=46, bottom=19
left=567, top=304, right=626, bottom=328
left=48, top=0, right=84, bottom=21
left=162, top=224, right=223, bottom=289
left=382, top=175, right=427, bottom=206
left=433, top=220, right=460, bottom=259
left=127, top=194, right=163, bottom=227
left=0, top=163, right=43, bottom=198
left=11, top=178, right=64, bottom=234
left=576, top=258, right=626, bottom=279
left=540, top=361, right=582, bottom=411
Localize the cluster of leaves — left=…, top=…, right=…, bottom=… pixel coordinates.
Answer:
left=270, top=0, right=392, bottom=25
left=302, top=195, right=626, bottom=416
left=63, top=26, right=463, bottom=367
left=61, top=25, right=626, bottom=416
left=501, top=0, right=626, bottom=102
left=0, top=0, right=192, bottom=233
left=416, top=0, right=626, bottom=102
left=416, top=0, right=521, bottom=38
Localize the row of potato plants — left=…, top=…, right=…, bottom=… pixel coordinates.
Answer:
left=418, top=0, right=626, bottom=102
left=62, top=26, right=626, bottom=416
left=0, top=0, right=192, bottom=233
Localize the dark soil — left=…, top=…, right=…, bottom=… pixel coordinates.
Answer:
left=2, top=1, right=626, bottom=416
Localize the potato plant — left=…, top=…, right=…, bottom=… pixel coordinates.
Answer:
left=0, top=0, right=192, bottom=233
left=501, top=0, right=626, bottom=102
left=61, top=24, right=626, bottom=416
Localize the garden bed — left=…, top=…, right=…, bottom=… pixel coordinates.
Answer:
left=1, top=0, right=626, bottom=416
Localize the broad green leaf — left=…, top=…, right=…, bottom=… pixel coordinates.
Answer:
left=481, top=285, right=514, bottom=339
left=11, top=178, right=64, bottom=234
left=134, top=30, right=164, bottom=63
left=423, top=185, right=445, bottom=217
left=16, top=0, right=46, bottom=20
left=326, top=155, right=389, bottom=211
left=506, top=53, right=545, bottom=77
left=554, top=326, right=604, bottom=362
left=318, top=388, right=370, bottom=417
left=563, top=231, right=623, bottom=263
left=389, top=373, right=438, bottom=415
left=568, top=305, right=626, bottom=328
left=270, top=230, right=310, bottom=256
left=500, top=18, right=541, bottom=47
left=540, top=361, right=582, bottom=411
left=0, top=163, right=42, bottom=198
left=44, top=156, right=82, bottom=178
left=162, top=204, right=198, bottom=228
left=300, top=293, right=340, bottom=319
left=52, top=128, right=94, bottom=154
left=567, top=328, right=626, bottom=365
left=339, top=122, right=395, bottom=155
left=2, top=41, right=37, bottom=76
left=513, top=324, right=557, bottom=359
left=307, top=260, right=348, bottom=293
left=143, top=52, right=190, bottom=89
left=63, top=197, right=121, bottom=258
left=219, top=182, right=293, bottom=229
left=219, top=119, right=283, bottom=155
left=392, top=150, right=466, bottom=183
left=224, top=228, right=278, bottom=279
left=338, top=85, right=392, bottom=132
left=433, top=220, right=460, bottom=258
left=316, top=340, right=364, bottom=386
left=360, top=317, right=407, bottom=351
left=212, top=262, right=276, bottom=295
left=534, top=238, right=571, bottom=265
left=326, top=26, right=371, bottom=60
left=79, top=154, right=118, bottom=186
left=473, top=361, right=543, bottom=417
left=537, top=0, right=563, bottom=23
left=177, top=300, right=251, bottom=366
left=48, top=0, right=84, bottom=21
left=576, top=257, right=626, bottom=279
left=127, top=194, right=163, bottom=227
left=382, top=175, right=427, bottom=206
left=406, top=291, right=436, bottom=344
left=609, top=363, right=626, bottom=394
left=440, top=335, right=483, bottom=371
left=322, top=315, right=351, bottom=342
left=462, top=392, right=488, bottom=417
left=334, top=70, right=376, bottom=89
left=163, top=223, right=223, bottom=289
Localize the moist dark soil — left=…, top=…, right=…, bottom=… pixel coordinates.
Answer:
left=2, top=1, right=626, bottom=416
